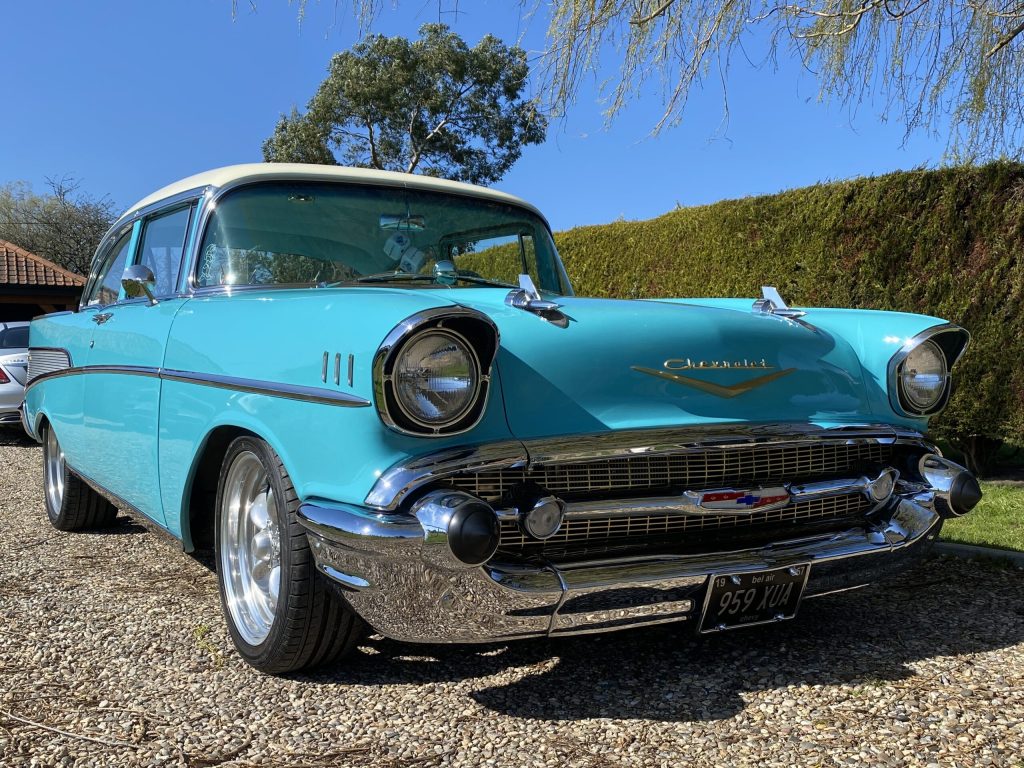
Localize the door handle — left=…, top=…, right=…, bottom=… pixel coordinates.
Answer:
left=92, top=312, right=114, bottom=325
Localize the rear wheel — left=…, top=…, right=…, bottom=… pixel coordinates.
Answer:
left=214, top=436, right=363, bottom=673
left=42, top=425, right=118, bottom=531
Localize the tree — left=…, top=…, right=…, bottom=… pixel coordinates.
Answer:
left=540, top=0, right=1024, bottom=159
left=262, top=23, right=548, bottom=184
left=264, top=1, right=1024, bottom=159
left=0, top=177, right=117, bottom=276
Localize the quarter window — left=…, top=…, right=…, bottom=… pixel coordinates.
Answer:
left=137, top=206, right=192, bottom=297
left=86, top=229, right=134, bottom=307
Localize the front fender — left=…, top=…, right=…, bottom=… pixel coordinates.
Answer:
left=675, top=298, right=964, bottom=430
left=160, top=288, right=515, bottom=540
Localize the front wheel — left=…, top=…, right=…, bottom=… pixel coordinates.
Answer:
left=214, top=436, right=363, bottom=673
left=42, top=424, right=118, bottom=531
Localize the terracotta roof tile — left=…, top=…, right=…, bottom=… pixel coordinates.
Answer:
left=0, top=240, right=85, bottom=287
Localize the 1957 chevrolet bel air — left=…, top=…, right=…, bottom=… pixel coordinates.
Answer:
left=22, top=164, right=982, bottom=673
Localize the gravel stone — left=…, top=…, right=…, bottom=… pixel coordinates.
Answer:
left=0, top=432, right=1022, bottom=767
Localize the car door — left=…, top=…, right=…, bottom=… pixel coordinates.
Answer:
left=31, top=224, right=138, bottom=466
left=82, top=202, right=196, bottom=527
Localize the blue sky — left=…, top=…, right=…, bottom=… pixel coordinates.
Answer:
left=0, top=1, right=947, bottom=231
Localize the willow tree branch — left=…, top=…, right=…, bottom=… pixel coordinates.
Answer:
left=631, top=0, right=678, bottom=25
left=987, top=19, right=1024, bottom=57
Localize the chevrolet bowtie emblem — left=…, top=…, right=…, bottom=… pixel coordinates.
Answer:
left=632, top=359, right=796, bottom=398
left=683, top=486, right=791, bottom=514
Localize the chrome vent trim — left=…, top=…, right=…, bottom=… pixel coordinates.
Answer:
left=27, top=348, right=71, bottom=383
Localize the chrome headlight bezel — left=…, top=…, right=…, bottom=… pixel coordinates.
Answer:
left=887, top=324, right=970, bottom=417
left=391, top=328, right=482, bottom=429
left=373, top=308, right=499, bottom=437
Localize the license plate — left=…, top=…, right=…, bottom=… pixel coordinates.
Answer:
left=699, top=564, right=809, bottom=633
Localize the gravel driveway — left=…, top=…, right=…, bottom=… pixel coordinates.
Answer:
left=1, top=433, right=1022, bottom=768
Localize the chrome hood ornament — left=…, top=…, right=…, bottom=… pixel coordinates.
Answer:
left=753, top=286, right=806, bottom=319
left=506, top=274, right=569, bottom=327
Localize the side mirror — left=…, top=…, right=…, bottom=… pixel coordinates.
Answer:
left=122, top=264, right=159, bottom=306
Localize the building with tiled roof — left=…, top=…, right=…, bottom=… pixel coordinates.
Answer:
left=0, top=240, right=85, bottom=321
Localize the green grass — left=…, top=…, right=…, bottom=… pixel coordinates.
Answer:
left=940, top=483, right=1024, bottom=552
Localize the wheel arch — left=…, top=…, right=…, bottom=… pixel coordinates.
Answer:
left=181, top=423, right=276, bottom=553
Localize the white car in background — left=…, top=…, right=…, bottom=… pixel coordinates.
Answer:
left=0, top=321, right=30, bottom=429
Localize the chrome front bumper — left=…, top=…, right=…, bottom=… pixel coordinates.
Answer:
left=298, top=492, right=944, bottom=643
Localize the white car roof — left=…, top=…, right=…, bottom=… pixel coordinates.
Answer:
left=125, top=163, right=546, bottom=223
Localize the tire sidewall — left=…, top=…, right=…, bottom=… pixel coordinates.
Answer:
left=214, top=435, right=302, bottom=669
left=42, top=424, right=67, bottom=525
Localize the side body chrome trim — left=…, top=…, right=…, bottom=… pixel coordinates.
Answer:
left=365, top=423, right=932, bottom=511
left=24, top=364, right=370, bottom=408
left=161, top=369, right=371, bottom=407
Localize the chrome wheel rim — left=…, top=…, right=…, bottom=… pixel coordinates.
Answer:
left=44, top=428, right=65, bottom=513
left=219, top=450, right=282, bottom=646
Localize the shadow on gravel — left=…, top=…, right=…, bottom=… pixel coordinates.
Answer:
left=0, top=427, right=35, bottom=447
left=313, top=558, right=1024, bottom=723
left=81, top=516, right=150, bottom=537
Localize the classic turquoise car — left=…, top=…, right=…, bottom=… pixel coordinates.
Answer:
left=22, top=164, right=981, bottom=673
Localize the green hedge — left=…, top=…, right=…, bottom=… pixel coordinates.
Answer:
left=552, top=162, right=1024, bottom=470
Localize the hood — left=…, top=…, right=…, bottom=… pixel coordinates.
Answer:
left=447, top=291, right=886, bottom=440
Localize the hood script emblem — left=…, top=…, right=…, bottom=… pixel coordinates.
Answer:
left=632, top=358, right=796, bottom=398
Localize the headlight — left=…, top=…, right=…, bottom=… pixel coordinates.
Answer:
left=393, top=330, right=480, bottom=427
left=898, top=339, right=948, bottom=412
left=374, top=307, right=499, bottom=437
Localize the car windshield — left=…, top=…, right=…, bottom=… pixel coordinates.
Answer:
left=195, top=181, right=571, bottom=294
left=0, top=325, right=28, bottom=349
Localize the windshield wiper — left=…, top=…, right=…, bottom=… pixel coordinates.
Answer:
left=351, top=272, right=432, bottom=284
left=347, top=272, right=516, bottom=289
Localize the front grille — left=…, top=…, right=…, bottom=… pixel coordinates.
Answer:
left=453, top=441, right=893, bottom=503
left=498, top=493, right=872, bottom=554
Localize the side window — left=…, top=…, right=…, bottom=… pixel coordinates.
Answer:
left=137, top=206, right=192, bottom=296
left=86, top=230, right=134, bottom=307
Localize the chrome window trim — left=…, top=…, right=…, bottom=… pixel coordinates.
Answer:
left=364, top=423, right=933, bottom=511
left=372, top=306, right=499, bottom=438
left=84, top=189, right=206, bottom=310
left=886, top=323, right=970, bottom=417
left=103, top=177, right=572, bottom=299
left=133, top=200, right=198, bottom=301
left=80, top=221, right=138, bottom=310
left=23, top=364, right=370, bottom=407
left=184, top=178, right=568, bottom=295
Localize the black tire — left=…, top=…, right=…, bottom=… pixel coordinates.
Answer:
left=214, top=436, right=364, bottom=674
left=42, top=424, right=118, bottom=531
